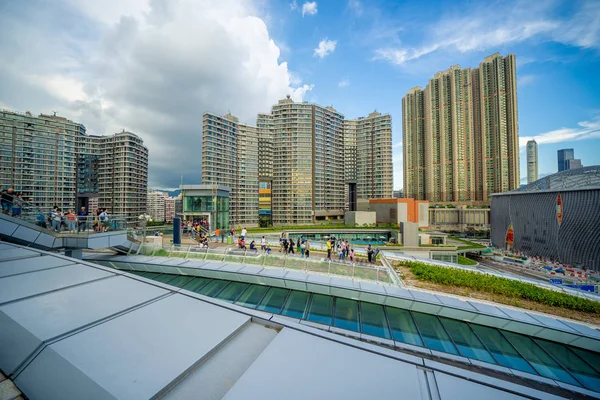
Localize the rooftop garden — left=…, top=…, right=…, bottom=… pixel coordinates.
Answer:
left=395, top=261, right=600, bottom=324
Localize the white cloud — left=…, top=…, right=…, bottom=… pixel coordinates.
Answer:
left=338, top=78, right=349, bottom=88
left=519, top=118, right=600, bottom=148
left=373, top=2, right=600, bottom=66
left=302, top=1, right=318, bottom=16
left=393, top=141, right=402, bottom=149
left=314, top=39, right=337, bottom=58
left=517, top=74, right=536, bottom=87
left=348, top=0, right=363, bottom=15
left=0, top=0, right=313, bottom=188
left=290, top=1, right=298, bottom=11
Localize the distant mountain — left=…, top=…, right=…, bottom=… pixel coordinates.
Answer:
left=155, top=189, right=181, bottom=197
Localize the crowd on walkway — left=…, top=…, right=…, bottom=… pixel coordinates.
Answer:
left=1, top=188, right=23, bottom=217
left=36, top=206, right=113, bottom=233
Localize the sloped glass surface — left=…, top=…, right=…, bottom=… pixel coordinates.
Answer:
left=256, top=288, right=289, bottom=313
left=534, top=339, right=600, bottom=391
left=386, top=307, right=423, bottom=346
left=181, top=277, right=211, bottom=293
left=502, top=331, right=580, bottom=386
left=360, top=302, right=391, bottom=339
left=234, top=284, right=268, bottom=308
left=306, top=294, right=333, bottom=325
left=440, top=317, right=496, bottom=363
left=411, top=312, right=458, bottom=354
left=333, top=298, right=359, bottom=332
left=140, top=272, right=161, bottom=279
left=215, top=282, right=249, bottom=303
left=165, top=275, right=194, bottom=288
left=470, top=325, right=536, bottom=374
left=198, top=280, right=229, bottom=297
left=570, top=346, right=600, bottom=374
left=280, top=291, right=309, bottom=319
left=153, top=274, right=178, bottom=284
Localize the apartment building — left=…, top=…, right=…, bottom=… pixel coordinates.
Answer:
left=201, top=113, right=258, bottom=228
left=147, top=190, right=166, bottom=222
left=403, top=53, right=519, bottom=203
left=0, top=109, right=148, bottom=223
left=164, top=195, right=178, bottom=222
left=345, top=112, right=393, bottom=200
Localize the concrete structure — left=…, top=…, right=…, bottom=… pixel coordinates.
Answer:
left=344, top=211, right=376, bottom=227
left=368, top=198, right=429, bottom=228
left=180, top=184, right=230, bottom=231
left=399, top=222, right=419, bottom=246
left=344, top=112, right=393, bottom=201
left=491, top=166, right=600, bottom=272
left=393, top=189, right=403, bottom=198
left=429, top=206, right=490, bottom=232
left=558, top=148, right=575, bottom=172
left=419, top=232, right=448, bottom=246
left=201, top=113, right=258, bottom=228
left=403, top=53, right=519, bottom=203
left=527, top=139, right=538, bottom=184
left=0, top=109, right=148, bottom=224
left=567, top=158, right=583, bottom=170
left=147, top=190, right=166, bottom=222
left=4, top=242, right=600, bottom=398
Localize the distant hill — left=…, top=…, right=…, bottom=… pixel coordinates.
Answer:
left=154, top=189, right=181, bottom=197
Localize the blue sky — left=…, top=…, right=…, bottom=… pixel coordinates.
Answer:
left=0, top=0, right=598, bottom=189
left=265, top=0, right=600, bottom=186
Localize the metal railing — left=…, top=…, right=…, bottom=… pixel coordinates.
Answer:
left=1, top=195, right=128, bottom=236
left=129, top=242, right=395, bottom=285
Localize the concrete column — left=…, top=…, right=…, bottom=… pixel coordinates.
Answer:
left=65, top=249, right=83, bottom=259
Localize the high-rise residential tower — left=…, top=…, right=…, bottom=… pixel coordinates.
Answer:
left=147, top=190, right=166, bottom=222
left=268, top=97, right=345, bottom=224
left=402, top=53, right=519, bottom=203
left=526, top=140, right=538, bottom=184
left=0, top=109, right=148, bottom=223
left=201, top=113, right=259, bottom=228
left=344, top=112, right=393, bottom=200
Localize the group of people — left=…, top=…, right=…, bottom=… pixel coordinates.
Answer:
left=34, top=206, right=111, bottom=233
left=325, top=238, right=355, bottom=262
left=1, top=188, right=23, bottom=217
left=279, top=234, right=311, bottom=258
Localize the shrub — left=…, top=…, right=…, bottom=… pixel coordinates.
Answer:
left=401, top=261, right=600, bottom=314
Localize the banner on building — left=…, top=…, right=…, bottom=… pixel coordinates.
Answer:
left=506, top=224, right=514, bottom=246
left=556, top=193, right=563, bottom=225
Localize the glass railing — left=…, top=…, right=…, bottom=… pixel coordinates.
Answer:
left=128, top=243, right=393, bottom=285
left=1, top=195, right=128, bottom=235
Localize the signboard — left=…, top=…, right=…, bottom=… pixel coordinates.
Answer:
left=564, top=284, right=596, bottom=293
left=549, top=278, right=563, bottom=285
left=505, top=224, right=514, bottom=246
left=556, top=193, right=563, bottom=225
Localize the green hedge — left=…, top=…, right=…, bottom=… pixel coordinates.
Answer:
left=457, top=255, right=478, bottom=266
left=402, top=261, right=600, bottom=314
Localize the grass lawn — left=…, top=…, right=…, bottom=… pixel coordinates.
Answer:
left=457, top=255, right=478, bottom=266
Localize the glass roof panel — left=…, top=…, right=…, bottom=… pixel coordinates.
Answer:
left=470, top=325, right=536, bottom=374
left=215, top=282, right=249, bottom=303
left=256, top=287, right=289, bottom=314
left=198, top=280, right=229, bottom=297
left=386, top=307, right=423, bottom=347
left=234, top=285, right=269, bottom=309
left=411, top=312, right=458, bottom=355
left=360, top=302, right=391, bottom=339
left=181, top=277, right=211, bottom=293
left=333, top=298, right=360, bottom=332
left=440, top=317, right=496, bottom=364
left=280, top=291, right=309, bottom=319
left=306, top=294, right=333, bottom=326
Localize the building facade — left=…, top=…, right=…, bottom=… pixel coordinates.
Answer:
left=164, top=195, right=177, bottom=223
left=557, top=148, right=574, bottom=172
left=403, top=53, right=519, bottom=203
left=0, top=109, right=148, bottom=223
left=526, top=140, right=538, bottom=184
left=491, top=166, right=600, bottom=272
left=201, top=113, right=259, bottom=228
left=345, top=112, right=393, bottom=200
left=147, top=190, right=166, bottom=222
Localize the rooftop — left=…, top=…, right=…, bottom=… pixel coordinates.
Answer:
left=494, top=165, right=600, bottom=195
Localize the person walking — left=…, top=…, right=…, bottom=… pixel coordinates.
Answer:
left=326, top=239, right=332, bottom=260
left=77, top=207, right=88, bottom=232
left=366, top=244, right=374, bottom=263
left=241, top=227, right=247, bottom=240
left=283, top=238, right=289, bottom=254
left=305, top=239, right=310, bottom=259
left=215, top=227, right=220, bottom=242
left=66, top=210, right=77, bottom=233
left=288, top=238, right=294, bottom=254
left=350, top=248, right=354, bottom=262
left=100, top=209, right=109, bottom=232
left=300, top=240, right=306, bottom=258
left=279, top=234, right=285, bottom=252
left=261, top=236, right=267, bottom=251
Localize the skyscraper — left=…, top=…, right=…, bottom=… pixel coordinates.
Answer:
left=147, top=190, right=166, bottom=222
left=557, top=148, right=575, bottom=172
left=0, top=109, right=148, bottom=223
left=402, top=53, right=519, bottom=203
left=345, top=112, right=393, bottom=200
left=526, top=140, right=538, bottom=184
left=201, top=113, right=258, bottom=228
